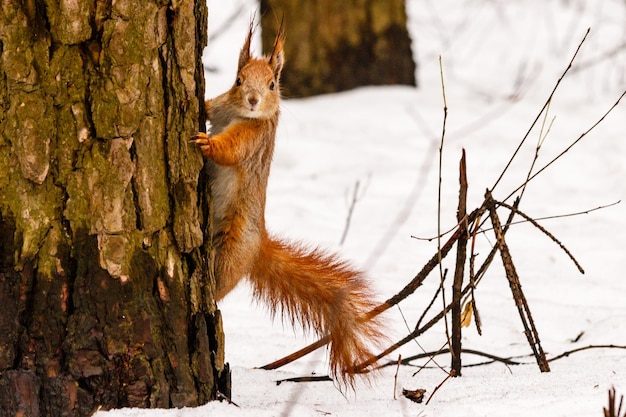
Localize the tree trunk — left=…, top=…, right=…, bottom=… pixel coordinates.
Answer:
left=260, top=0, right=416, bottom=97
left=0, top=1, right=229, bottom=415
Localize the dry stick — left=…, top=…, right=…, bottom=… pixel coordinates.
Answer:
left=486, top=191, right=550, bottom=372
left=460, top=197, right=520, bottom=335
left=449, top=30, right=598, bottom=277
left=260, top=337, right=328, bottom=370
left=468, top=198, right=519, bottom=292
left=380, top=344, right=626, bottom=370
left=548, top=344, right=626, bottom=362
left=393, top=354, right=401, bottom=400
left=425, top=369, right=455, bottom=405
left=482, top=87, right=625, bottom=259
left=436, top=55, right=452, bottom=356
left=491, top=28, right=590, bottom=193
left=604, top=387, right=625, bottom=417
left=504, top=86, right=626, bottom=202
left=496, top=199, right=585, bottom=274
left=473, top=31, right=589, bottom=258
left=451, top=150, right=468, bottom=376
left=468, top=214, right=483, bottom=335
left=389, top=348, right=523, bottom=369
left=416, top=273, right=444, bottom=330
left=410, top=340, right=451, bottom=378
left=518, top=100, right=555, bottom=202
left=480, top=200, right=621, bottom=231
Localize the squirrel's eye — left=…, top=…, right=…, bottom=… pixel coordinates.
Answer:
left=269, top=81, right=275, bottom=91
left=236, top=78, right=242, bottom=87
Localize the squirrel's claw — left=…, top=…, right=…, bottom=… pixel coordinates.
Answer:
left=191, top=132, right=210, bottom=144
left=191, top=132, right=211, bottom=158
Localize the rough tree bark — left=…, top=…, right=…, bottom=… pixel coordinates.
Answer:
left=0, top=1, right=228, bottom=415
left=260, top=0, right=416, bottom=97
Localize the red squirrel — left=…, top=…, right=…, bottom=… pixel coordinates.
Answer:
left=192, top=22, right=385, bottom=386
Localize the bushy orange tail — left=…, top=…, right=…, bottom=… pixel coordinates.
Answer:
left=249, top=233, right=385, bottom=387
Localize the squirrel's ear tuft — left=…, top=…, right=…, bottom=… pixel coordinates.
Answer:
left=269, top=19, right=285, bottom=80
left=238, top=19, right=255, bottom=72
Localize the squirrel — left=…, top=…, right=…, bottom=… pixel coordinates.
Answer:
left=191, top=22, right=385, bottom=386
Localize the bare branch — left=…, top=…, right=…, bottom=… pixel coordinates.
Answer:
left=451, top=150, right=468, bottom=375
left=437, top=55, right=452, bottom=358
left=506, top=87, right=626, bottom=200
left=491, top=28, right=590, bottom=192
left=487, top=191, right=550, bottom=372
left=496, top=199, right=585, bottom=274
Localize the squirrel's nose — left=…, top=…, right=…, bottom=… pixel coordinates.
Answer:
left=247, top=95, right=259, bottom=107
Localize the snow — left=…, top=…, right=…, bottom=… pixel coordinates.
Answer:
left=96, top=0, right=626, bottom=416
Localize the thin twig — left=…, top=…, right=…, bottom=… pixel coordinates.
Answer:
left=425, top=370, right=455, bottom=405
left=437, top=55, right=453, bottom=359
left=398, top=295, right=448, bottom=374
left=505, top=87, right=626, bottom=200
left=393, top=355, right=401, bottom=400
left=468, top=214, right=482, bottom=335
left=416, top=272, right=445, bottom=330
left=412, top=199, right=619, bottom=242
left=378, top=344, right=626, bottom=369
left=548, top=344, right=626, bottom=362
left=491, top=28, right=590, bottom=192
left=382, top=348, right=523, bottom=368
left=496, top=199, right=585, bottom=274
left=478, top=200, right=621, bottom=232
left=471, top=197, right=520, bottom=289
left=410, top=341, right=451, bottom=377
left=260, top=337, right=328, bottom=370
left=519, top=99, right=554, bottom=202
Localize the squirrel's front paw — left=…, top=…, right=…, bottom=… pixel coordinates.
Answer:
left=191, top=132, right=212, bottom=157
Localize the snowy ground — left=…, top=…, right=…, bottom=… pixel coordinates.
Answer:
left=97, top=1, right=626, bottom=416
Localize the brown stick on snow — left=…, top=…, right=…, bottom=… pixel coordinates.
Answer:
left=486, top=190, right=550, bottom=372
left=451, top=150, right=468, bottom=376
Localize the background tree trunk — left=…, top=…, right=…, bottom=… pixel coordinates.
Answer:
left=0, top=1, right=228, bottom=415
left=260, top=0, right=417, bottom=97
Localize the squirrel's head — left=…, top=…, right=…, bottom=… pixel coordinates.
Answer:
left=232, top=20, right=285, bottom=119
